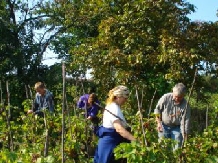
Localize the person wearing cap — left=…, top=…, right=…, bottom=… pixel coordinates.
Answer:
left=27, top=82, right=55, bottom=117
left=154, top=83, right=191, bottom=150
left=94, top=85, right=136, bottom=163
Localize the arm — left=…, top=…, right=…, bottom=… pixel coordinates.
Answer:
left=181, top=104, right=191, bottom=140
left=48, top=93, right=55, bottom=113
left=27, top=97, right=38, bottom=114
left=113, top=119, right=136, bottom=141
left=155, top=114, right=163, bottom=132
left=77, top=99, right=85, bottom=108
left=88, top=105, right=99, bottom=119
left=77, top=95, right=88, bottom=108
left=154, top=96, right=165, bottom=132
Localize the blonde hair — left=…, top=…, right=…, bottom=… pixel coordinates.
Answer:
left=34, top=82, right=45, bottom=89
left=106, top=85, right=129, bottom=105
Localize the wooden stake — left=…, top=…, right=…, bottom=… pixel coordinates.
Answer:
left=135, top=88, right=148, bottom=146
left=43, top=110, right=49, bottom=157
left=182, top=67, right=198, bottom=147
left=6, top=81, right=14, bottom=151
left=148, top=89, right=157, bottom=118
left=62, top=62, right=66, bottom=163
left=0, top=81, right=2, bottom=104
left=25, top=85, right=29, bottom=99
left=206, top=104, right=209, bottom=129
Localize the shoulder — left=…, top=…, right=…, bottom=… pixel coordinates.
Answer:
left=35, top=92, right=40, bottom=97
left=45, top=90, right=54, bottom=98
left=163, top=93, right=172, bottom=98
left=106, top=102, right=119, bottom=110
left=46, top=90, right=53, bottom=95
left=181, top=98, right=189, bottom=107
left=105, top=102, right=120, bottom=113
left=80, top=94, right=89, bottom=100
left=159, top=93, right=172, bottom=101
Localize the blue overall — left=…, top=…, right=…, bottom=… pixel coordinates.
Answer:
left=94, top=126, right=130, bottom=163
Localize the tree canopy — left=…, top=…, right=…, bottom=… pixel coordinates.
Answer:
left=0, top=0, right=218, bottom=105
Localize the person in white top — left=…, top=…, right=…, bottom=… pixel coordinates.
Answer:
left=94, top=85, right=136, bottom=163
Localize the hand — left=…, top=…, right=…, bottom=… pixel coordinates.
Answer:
left=27, top=110, right=33, bottom=114
left=157, top=122, right=163, bottom=132
left=87, top=116, right=92, bottom=120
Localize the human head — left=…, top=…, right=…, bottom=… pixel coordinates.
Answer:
left=106, top=85, right=129, bottom=105
left=35, top=82, right=46, bottom=95
left=172, top=83, right=186, bottom=104
left=88, top=93, right=98, bottom=105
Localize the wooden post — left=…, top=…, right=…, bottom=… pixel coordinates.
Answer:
left=62, top=62, right=66, bottom=163
left=135, top=88, right=148, bottom=146
left=0, top=81, right=2, bottom=104
left=28, top=84, right=33, bottom=99
left=206, top=104, right=209, bottom=129
left=148, top=89, right=157, bottom=118
left=43, top=110, right=49, bottom=157
left=182, top=67, right=198, bottom=147
left=6, top=81, right=14, bottom=151
left=25, top=85, right=29, bottom=99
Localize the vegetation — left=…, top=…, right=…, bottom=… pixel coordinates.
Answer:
left=0, top=0, right=218, bottom=162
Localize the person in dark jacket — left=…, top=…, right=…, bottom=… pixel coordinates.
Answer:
left=27, top=82, right=54, bottom=117
left=77, top=93, right=100, bottom=123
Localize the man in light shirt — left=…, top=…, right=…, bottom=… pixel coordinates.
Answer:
left=154, top=83, right=191, bottom=150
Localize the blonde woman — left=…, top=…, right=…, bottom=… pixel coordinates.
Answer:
left=94, top=85, right=136, bottom=163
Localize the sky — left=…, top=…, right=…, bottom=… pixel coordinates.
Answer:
left=187, top=0, right=218, bottom=22
left=42, top=1, right=218, bottom=66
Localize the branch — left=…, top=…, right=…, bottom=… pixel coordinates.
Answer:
left=148, top=89, right=157, bottom=118
left=38, top=23, right=75, bottom=56
left=18, top=14, right=54, bottom=30
left=7, top=0, right=16, bottom=25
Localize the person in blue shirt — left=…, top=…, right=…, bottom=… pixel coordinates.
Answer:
left=27, top=82, right=54, bottom=117
left=77, top=93, right=100, bottom=124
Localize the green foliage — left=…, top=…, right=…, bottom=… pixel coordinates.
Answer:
left=113, top=106, right=218, bottom=163
left=1, top=0, right=218, bottom=162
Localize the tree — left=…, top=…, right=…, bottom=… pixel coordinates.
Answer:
left=0, top=0, right=57, bottom=106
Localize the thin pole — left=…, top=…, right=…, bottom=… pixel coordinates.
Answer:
left=6, top=81, right=14, bottom=151
left=80, top=81, right=90, bottom=156
left=65, top=93, right=72, bottom=137
left=43, top=110, right=49, bottom=157
left=206, top=104, right=209, bottom=129
left=135, top=88, right=148, bottom=146
left=28, top=84, right=36, bottom=144
left=62, top=62, right=66, bottom=163
left=148, top=89, right=157, bottom=118
left=182, top=67, right=198, bottom=147
left=25, top=85, right=29, bottom=99
left=0, top=81, right=2, bottom=104
left=28, top=85, right=33, bottom=99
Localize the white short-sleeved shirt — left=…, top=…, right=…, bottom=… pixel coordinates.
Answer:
left=103, top=102, right=127, bottom=129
